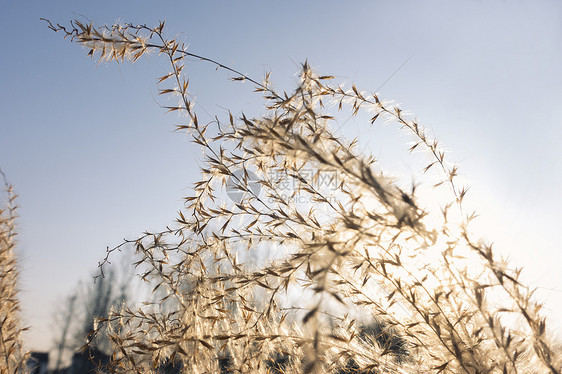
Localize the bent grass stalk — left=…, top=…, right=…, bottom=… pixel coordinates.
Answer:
left=44, top=19, right=561, bottom=373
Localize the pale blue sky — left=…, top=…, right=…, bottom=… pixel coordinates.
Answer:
left=1, top=1, right=561, bottom=351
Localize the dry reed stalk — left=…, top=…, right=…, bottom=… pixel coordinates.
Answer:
left=44, top=19, right=561, bottom=373
left=0, top=169, right=28, bottom=373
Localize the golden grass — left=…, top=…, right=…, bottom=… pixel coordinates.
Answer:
left=42, top=19, right=561, bottom=373
left=0, top=169, right=28, bottom=373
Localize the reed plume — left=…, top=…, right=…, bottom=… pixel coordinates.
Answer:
left=0, top=169, right=28, bottom=373
left=44, top=19, right=561, bottom=373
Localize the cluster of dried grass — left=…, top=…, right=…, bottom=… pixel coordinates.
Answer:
left=0, top=170, right=28, bottom=373
left=44, top=19, right=561, bottom=373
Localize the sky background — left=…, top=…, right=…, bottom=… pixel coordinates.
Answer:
left=1, top=0, right=561, bottom=352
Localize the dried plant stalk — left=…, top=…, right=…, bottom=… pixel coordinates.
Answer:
left=0, top=169, right=28, bottom=373
left=45, top=19, right=561, bottom=374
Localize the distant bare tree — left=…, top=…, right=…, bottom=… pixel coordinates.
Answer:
left=51, top=262, right=132, bottom=369
left=52, top=293, right=77, bottom=372
left=76, top=266, right=130, bottom=352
